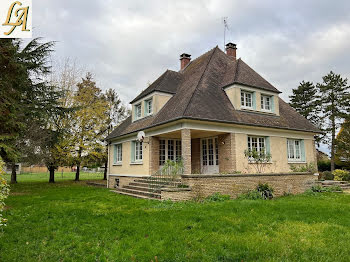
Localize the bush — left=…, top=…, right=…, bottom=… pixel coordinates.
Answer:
left=290, top=162, right=317, bottom=173
left=238, top=183, right=274, bottom=200
left=333, top=169, right=350, bottom=181
left=308, top=185, right=342, bottom=193
left=319, top=171, right=334, bottom=180
left=0, top=158, right=10, bottom=227
left=318, top=160, right=331, bottom=172
left=206, top=192, right=230, bottom=202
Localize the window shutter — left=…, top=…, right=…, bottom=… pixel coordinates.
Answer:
left=131, top=141, right=135, bottom=162
left=265, top=137, right=271, bottom=154
left=271, top=96, right=275, bottom=112
left=286, top=139, right=290, bottom=159
left=252, top=92, right=256, bottom=110
left=113, top=145, right=117, bottom=164
left=300, top=140, right=306, bottom=161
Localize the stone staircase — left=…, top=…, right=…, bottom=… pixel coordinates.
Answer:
left=317, top=180, right=350, bottom=192
left=110, top=177, right=184, bottom=200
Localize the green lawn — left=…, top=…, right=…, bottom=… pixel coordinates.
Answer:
left=1, top=181, right=350, bottom=261
left=4, top=171, right=104, bottom=183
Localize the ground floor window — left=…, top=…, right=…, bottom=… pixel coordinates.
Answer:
left=287, top=139, right=304, bottom=162
left=113, top=144, right=122, bottom=164
left=159, top=139, right=181, bottom=165
left=132, top=141, right=143, bottom=162
left=247, top=136, right=266, bottom=153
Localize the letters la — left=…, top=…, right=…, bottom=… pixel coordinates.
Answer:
left=2, top=1, right=30, bottom=36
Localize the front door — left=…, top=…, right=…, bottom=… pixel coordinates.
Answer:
left=200, top=137, right=219, bottom=174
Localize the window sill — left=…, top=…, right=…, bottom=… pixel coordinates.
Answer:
left=288, top=161, right=306, bottom=164
left=248, top=161, right=273, bottom=164
left=130, top=161, right=143, bottom=165
left=113, top=163, right=122, bottom=166
left=241, top=106, right=254, bottom=110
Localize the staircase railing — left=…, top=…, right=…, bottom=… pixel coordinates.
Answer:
left=147, top=160, right=186, bottom=191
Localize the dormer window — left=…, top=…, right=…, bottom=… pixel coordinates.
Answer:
left=134, top=103, right=141, bottom=119
left=144, top=98, right=153, bottom=116
left=241, top=91, right=253, bottom=109
left=261, top=95, right=272, bottom=111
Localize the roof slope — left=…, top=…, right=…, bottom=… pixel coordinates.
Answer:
left=107, top=47, right=319, bottom=140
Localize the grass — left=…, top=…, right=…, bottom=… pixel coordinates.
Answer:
left=1, top=181, right=350, bottom=261
left=4, top=171, right=104, bottom=183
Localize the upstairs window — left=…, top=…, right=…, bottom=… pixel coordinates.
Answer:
left=261, top=95, right=272, bottom=111
left=144, top=98, right=153, bottom=116
left=241, top=91, right=253, bottom=109
left=134, top=103, right=141, bottom=119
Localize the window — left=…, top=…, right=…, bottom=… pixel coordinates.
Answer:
left=261, top=95, right=272, bottom=111
left=287, top=139, right=303, bottom=161
left=241, top=91, right=253, bottom=108
left=134, top=141, right=143, bottom=162
left=113, top=144, right=122, bottom=164
left=247, top=136, right=266, bottom=153
left=159, top=139, right=181, bottom=165
left=134, top=103, right=141, bottom=119
left=144, top=99, right=153, bottom=116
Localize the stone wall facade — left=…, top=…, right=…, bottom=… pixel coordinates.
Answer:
left=108, top=175, right=139, bottom=189
left=149, top=136, right=160, bottom=175
left=181, top=173, right=317, bottom=199
left=218, top=133, right=236, bottom=173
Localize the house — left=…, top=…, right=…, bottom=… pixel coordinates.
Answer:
left=105, top=43, right=320, bottom=200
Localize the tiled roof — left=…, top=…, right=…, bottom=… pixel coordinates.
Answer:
left=106, top=46, right=319, bottom=140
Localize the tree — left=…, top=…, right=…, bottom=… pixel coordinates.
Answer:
left=101, top=89, right=128, bottom=180
left=0, top=38, right=62, bottom=183
left=0, top=157, right=10, bottom=227
left=335, top=121, right=350, bottom=169
left=70, top=73, right=109, bottom=181
left=290, top=81, right=319, bottom=124
left=317, top=71, right=350, bottom=171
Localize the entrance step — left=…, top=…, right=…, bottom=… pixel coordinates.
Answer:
left=110, top=190, right=160, bottom=200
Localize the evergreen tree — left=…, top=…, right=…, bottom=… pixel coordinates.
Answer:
left=335, top=120, right=350, bottom=169
left=289, top=81, right=319, bottom=124
left=317, top=71, right=350, bottom=171
left=0, top=38, right=63, bottom=183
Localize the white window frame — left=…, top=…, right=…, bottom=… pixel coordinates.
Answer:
left=247, top=136, right=266, bottom=154
left=159, top=139, right=181, bottom=165
left=144, top=98, right=153, bottom=116
left=114, top=144, right=122, bottom=164
left=261, top=94, right=272, bottom=112
left=287, top=139, right=302, bottom=162
left=134, top=103, right=141, bottom=120
left=241, top=90, right=253, bottom=109
left=134, top=141, right=143, bottom=162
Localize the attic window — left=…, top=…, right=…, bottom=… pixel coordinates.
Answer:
left=261, top=95, right=272, bottom=111
left=241, top=91, right=253, bottom=109
left=134, top=103, right=141, bottom=119
left=144, top=98, right=153, bottom=116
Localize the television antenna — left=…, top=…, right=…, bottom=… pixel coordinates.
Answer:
left=222, top=17, right=229, bottom=49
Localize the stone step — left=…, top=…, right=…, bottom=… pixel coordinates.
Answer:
left=123, top=184, right=162, bottom=193
left=115, top=187, right=161, bottom=199
left=110, top=190, right=160, bottom=200
left=134, top=178, right=182, bottom=185
left=321, top=180, right=349, bottom=185
left=323, top=184, right=350, bottom=188
left=129, top=182, right=179, bottom=188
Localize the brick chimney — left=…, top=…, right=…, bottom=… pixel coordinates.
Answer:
left=225, top=43, right=237, bottom=60
left=180, top=53, right=191, bottom=70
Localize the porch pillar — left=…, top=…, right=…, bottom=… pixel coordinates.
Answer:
left=149, top=136, right=160, bottom=175
left=181, top=129, right=191, bottom=175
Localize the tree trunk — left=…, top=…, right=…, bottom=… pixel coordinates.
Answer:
left=49, top=166, right=55, bottom=183
left=331, top=116, right=336, bottom=171
left=75, top=164, right=80, bottom=181
left=103, top=159, right=108, bottom=180
left=11, top=163, right=17, bottom=184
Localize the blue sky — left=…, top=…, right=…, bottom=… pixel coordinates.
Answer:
left=34, top=0, right=350, bottom=154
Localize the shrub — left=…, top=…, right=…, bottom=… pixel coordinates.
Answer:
left=290, top=162, right=317, bottom=173
left=0, top=158, right=10, bottom=227
left=206, top=192, right=230, bottom=202
left=308, top=185, right=342, bottom=193
left=319, top=171, right=334, bottom=180
left=318, top=160, right=331, bottom=172
left=244, top=149, right=272, bottom=173
left=238, top=183, right=274, bottom=200
left=332, top=169, right=350, bottom=181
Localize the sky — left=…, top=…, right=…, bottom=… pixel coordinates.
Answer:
left=33, top=0, right=350, bottom=153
